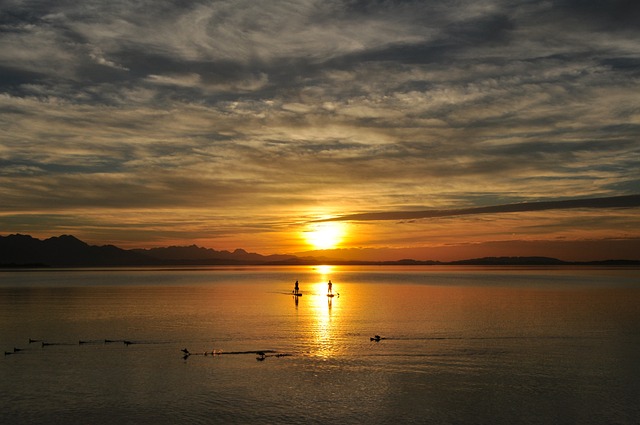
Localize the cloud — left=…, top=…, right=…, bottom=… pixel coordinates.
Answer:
left=1, top=0, right=639, bottom=252
left=89, top=48, right=129, bottom=71
left=320, top=195, right=640, bottom=222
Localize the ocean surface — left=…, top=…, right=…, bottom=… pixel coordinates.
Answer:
left=1, top=265, right=639, bottom=424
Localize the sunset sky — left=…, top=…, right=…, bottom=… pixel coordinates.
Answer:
left=1, top=0, right=639, bottom=261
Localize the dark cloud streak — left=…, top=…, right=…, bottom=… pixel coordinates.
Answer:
left=322, top=195, right=640, bottom=222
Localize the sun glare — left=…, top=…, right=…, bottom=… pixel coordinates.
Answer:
left=305, top=222, right=345, bottom=250
left=316, top=265, right=334, bottom=276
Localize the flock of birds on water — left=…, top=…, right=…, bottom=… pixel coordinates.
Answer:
left=5, top=334, right=388, bottom=361
left=6, top=287, right=387, bottom=361
left=4, top=338, right=295, bottom=361
left=179, top=348, right=293, bottom=361
left=5, top=338, right=141, bottom=355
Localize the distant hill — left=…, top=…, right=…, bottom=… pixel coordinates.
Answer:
left=447, top=256, right=640, bottom=266
left=130, top=245, right=295, bottom=264
left=449, top=256, right=567, bottom=265
left=0, top=234, right=295, bottom=267
left=1, top=234, right=638, bottom=267
left=0, top=234, right=155, bottom=267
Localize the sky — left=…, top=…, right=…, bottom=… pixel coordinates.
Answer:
left=1, top=0, right=639, bottom=261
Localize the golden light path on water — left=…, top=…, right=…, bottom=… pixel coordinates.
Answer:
left=309, top=265, right=340, bottom=360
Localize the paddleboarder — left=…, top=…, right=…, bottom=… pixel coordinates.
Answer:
left=327, top=280, right=332, bottom=294
left=294, top=280, right=299, bottom=295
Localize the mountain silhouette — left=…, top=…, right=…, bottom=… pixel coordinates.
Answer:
left=0, top=234, right=294, bottom=267
left=1, top=234, right=638, bottom=267
left=0, top=234, right=154, bottom=267
left=130, top=246, right=294, bottom=264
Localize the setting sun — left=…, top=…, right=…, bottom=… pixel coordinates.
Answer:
left=305, top=222, right=346, bottom=250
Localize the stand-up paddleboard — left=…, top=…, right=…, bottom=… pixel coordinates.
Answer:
left=327, top=293, right=335, bottom=297
left=277, top=291, right=303, bottom=296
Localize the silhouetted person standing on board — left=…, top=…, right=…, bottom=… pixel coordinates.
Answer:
left=327, top=280, right=333, bottom=294
left=294, top=280, right=299, bottom=295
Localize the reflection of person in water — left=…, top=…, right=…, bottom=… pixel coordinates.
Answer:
left=327, top=280, right=332, bottom=294
left=294, top=280, right=299, bottom=295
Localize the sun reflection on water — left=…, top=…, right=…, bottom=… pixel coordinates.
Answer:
left=308, top=265, right=340, bottom=359
left=314, top=265, right=333, bottom=280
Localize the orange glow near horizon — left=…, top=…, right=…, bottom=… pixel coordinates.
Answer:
left=315, top=265, right=334, bottom=278
left=303, top=222, right=348, bottom=250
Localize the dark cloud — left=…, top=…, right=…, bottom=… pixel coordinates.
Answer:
left=553, top=0, right=640, bottom=31
left=444, top=13, right=515, bottom=46
left=600, top=57, right=640, bottom=76
left=0, top=66, right=45, bottom=90
left=322, top=195, right=640, bottom=222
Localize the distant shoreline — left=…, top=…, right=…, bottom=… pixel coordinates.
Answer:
left=2, top=234, right=639, bottom=268
left=2, top=258, right=639, bottom=269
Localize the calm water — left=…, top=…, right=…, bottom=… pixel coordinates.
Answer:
left=1, top=266, right=639, bottom=424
